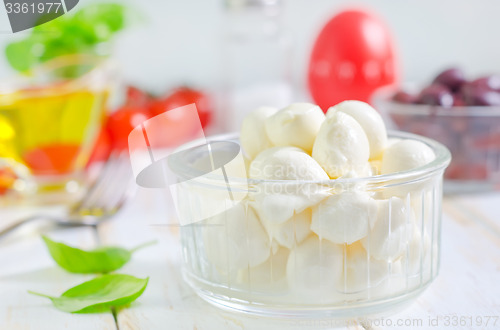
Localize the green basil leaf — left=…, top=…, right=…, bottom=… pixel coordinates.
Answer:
left=5, top=39, right=39, bottom=73
left=42, top=236, right=156, bottom=274
left=73, top=3, right=127, bottom=34
left=29, top=274, right=149, bottom=313
left=5, top=3, right=130, bottom=72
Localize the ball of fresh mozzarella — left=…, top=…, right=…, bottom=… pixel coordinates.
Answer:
left=261, top=208, right=312, bottom=249
left=312, top=111, right=370, bottom=178
left=249, top=147, right=329, bottom=224
left=249, top=146, right=329, bottom=181
left=237, top=247, right=289, bottom=291
left=203, top=202, right=272, bottom=273
left=403, top=226, right=431, bottom=276
left=361, top=197, right=414, bottom=261
left=337, top=243, right=393, bottom=293
left=311, top=191, right=377, bottom=244
left=265, top=103, right=325, bottom=153
left=381, top=140, right=436, bottom=174
left=327, top=100, right=387, bottom=159
left=240, top=106, right=278, bottom=160
left=286, top=235, right=343, bottom=302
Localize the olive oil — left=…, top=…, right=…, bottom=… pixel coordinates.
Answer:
left=0, top=86, right=105, bottom=178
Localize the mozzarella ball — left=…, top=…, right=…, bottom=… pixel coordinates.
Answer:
left=261, top=208, right=312, bottom=249
left=311, top=191, right=377, bottom=244
left=240, top=106, right=278, bottom=159
left=265, top=103, right=325, bottom=153
left=312, top=111, right=370, bottom=178
left=286, top=235, right=343, bottom=302
left=237, top=247, right=289, bottom=291
left=203, top=202, right=272, bottom=273
left=337, top=242, right=393, bottom=293
left=361, top=197, right=414, bottom=261
left=403, top=226, right=431, bottom=277
left=249, top=147, right=330, bottom=224
left=249, top=146, right=329, bottom=181
left=327, top=101, right=387, bottom=159
left=381, top=140, right=436, bottom=174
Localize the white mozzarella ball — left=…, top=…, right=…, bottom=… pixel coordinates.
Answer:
left=381, top=139, right=436, bottom=174
left=337, top=243, right=393, bottom=293
left=203, top=202, right=272, bottom=273
left=237, top=247, right=290, bottom=291
left=327, top=101, right=387, bottom=159
left=265, top=103, right=325, bottom=153
left=361, top=197, right=414, bottom=261
left=402, top=226, right=431, bottom=277
left=286, top=235, right=343, bottom=302
left=249, top=146, right=329, bottom=181
left=311, top=191, right=377, bottom=244
left=312, top=111, right=370, bottom=178
left=249, top=147, right=329, bottom=224
left=261, top=208, right=312, bottom=249
left=240, top=106, right=278, bottom=160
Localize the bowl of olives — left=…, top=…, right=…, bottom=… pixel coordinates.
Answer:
left=375, top=68, right=500, bottom=193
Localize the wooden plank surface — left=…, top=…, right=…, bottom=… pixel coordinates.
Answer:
left=0, top=225, right=116, bottom=330
left=106, top=190, right=500, bottom=330
left=1, top=188, right=499, bottom=329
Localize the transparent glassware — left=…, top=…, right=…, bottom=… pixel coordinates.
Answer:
left=170, top=131, right=451, bottom=317
left=374, top=90, right=500, bottom=194
left=222, top=0, right=293, bottom=130
left=0, top=54, right=114, bottom=195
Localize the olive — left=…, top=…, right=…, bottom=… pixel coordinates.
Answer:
left=453, top=93, right=466, bottom=106
left=461, top=82, right=500, bottom=106
left=418, top=84, right=454, bottom=107
left=392, top=91, right=417, bottom=104
left=470, top=75, right=500, bottom=91
left=432, top=68, right=466, bottom=92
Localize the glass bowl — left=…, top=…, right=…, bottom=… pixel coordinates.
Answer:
left=169, top=131, right=451, bottom=318
left=374, top=90, right=500, bottom=193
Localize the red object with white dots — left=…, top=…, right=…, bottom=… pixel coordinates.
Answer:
left=308, top=9, right=399, bottom=111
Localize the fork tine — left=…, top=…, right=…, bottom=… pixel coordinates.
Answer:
left=72, top=150, right=131, bottom=215
left=70, top=150, right=120, bottom=213
left=104, top=172, right=136, bottom=215
left=93, top=153, right=134, bottom=211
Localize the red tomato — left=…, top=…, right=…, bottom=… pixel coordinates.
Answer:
left=149, top=87, right=212, bottom=128
left=87, top=126, right=112, bottom=166
left=126, top=85, right=152, bottom=107
left=134, top=109, right=202, bottom=150
left=106, top=106, right=151, bottom=150
left=308, top=9, right=399, bottom=111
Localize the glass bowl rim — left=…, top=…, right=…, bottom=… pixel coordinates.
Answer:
left=169, top=130, right=451, bottom=186
left=374, top=88, right=500, bottom=117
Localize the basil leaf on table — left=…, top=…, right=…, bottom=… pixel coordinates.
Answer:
left=29, top=274, right=149, bottom=313
left=42, top=236, right=156, bottom=274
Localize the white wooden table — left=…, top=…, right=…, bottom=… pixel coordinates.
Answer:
left=1, top=188, right=499, bottom=330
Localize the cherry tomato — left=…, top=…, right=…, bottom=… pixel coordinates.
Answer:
left=106, top=106, right=151, bottom=150
left=149, top=87, right=212, bottom=128
left=125, top=85, right=152, bottom=107
left=308, top=9, right=399, bottom=111
left=87, top=126, right=112, bottom=166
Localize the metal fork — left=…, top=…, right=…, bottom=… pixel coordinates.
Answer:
left=0, top=151, right=135, bottom=238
